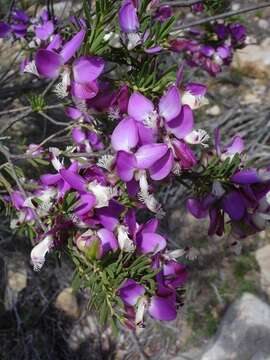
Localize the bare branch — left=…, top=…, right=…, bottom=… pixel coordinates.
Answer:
left=0, top=145, right=46, bottom=232
left=39, top=111, right=70, bottom=126
left=173, top=2, right=270, bottom=30
left=157, top=0, right=201, bottom=7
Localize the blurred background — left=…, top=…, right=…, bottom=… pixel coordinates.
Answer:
left=0, top=0, right=270, bottom=359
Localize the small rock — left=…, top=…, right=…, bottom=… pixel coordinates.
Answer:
left=232, top=3, right=240, bottom=11
left=206, top=105, right=221, bottom=117
left=55, top=288, right=80, bottom=318
left=256, top=244, right=270, bottom=297
left=233, top=40, right=270, bottom=79
left=173, top=293, right=270, bottom=360
left=4, top=259, right=27, bottom=310
left=258, top=19, right=269, bottom=30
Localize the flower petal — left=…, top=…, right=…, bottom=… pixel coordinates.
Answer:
left=97, top=228, right=118, bottom=254
left=231, top=169, right=260, bottom=185
left=159, top=85, right=181, bottom=122
left=71, top=81, right=99, bottom=100
left=119, top=0, right=139, bottom=33
left=35, top=21, right=54, bottom=40
left=35, top=49, right=63, bottom=78
left=149, top=150, right=173, bottom=180
left=118, top=279, right=145, bottom=306
left=41, top=173, right=61, bottom=185
left=116, top=151, right=137, bottom=181
left=135, top=143, right=168, bottom=169
left=111, top=117, right=139, bottom=151
left=137, top=232, right=166, bottom=253
left=73, top=56, right=105, bottom=84
left=149, top=293, right=177, bottom=321
left=60, top=169, right=86, bottom=192
left=128, top=92, right=154, bottom=123
left=186, top=198, right=207, bottom=218
left=167, top=105, right=194, bottom=139
left=222, top=191, right=246, bottom=221
left=60, top=29, right=85, bottom=63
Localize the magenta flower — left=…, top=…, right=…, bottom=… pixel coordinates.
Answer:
left=71, top=56, right=105, bottom=100
left=118, top=279, right=145, bottom=306
left=35, top=29, right=85, bottom=78
left=0, top=22, right=10, bottom=38
left=119, top=0, right=139, bottom=33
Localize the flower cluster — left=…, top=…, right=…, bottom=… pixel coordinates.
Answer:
left=170, top=22, right=246, bottom=76
left=0, top=0, right=263, bottom=330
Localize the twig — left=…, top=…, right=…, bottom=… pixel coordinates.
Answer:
left=0, top=145, right=47, bottom=232
left=173, top=2, right=270, bottom=30
left=6, top=0, right=16, bottom=22
left=157, top=0, right=201, bottom=7
left=0, top=107, right=30, bottom=116
left=39, top=111, right=70, bottom=126
left=0, top=110, right=32, bottom=135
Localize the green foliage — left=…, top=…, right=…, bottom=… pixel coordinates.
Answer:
left=204, top=0, right=231, bottom=15
left=28, top=94, right=46, bottom=112
left=69, top=244, right=159, bottom=329
left=83, top=0, right=120, bottom=55
left=192, top=153, right=242, bottom=198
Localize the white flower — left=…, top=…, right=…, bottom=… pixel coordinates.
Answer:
left=116, top=225, right=135, bottom=252
left=165, top=249, right=186, bottom=260
left=88, top=181, right=117, bottom=208
left=53, top=69, right=70, bottom=99
left=96, top=155, right=115, bottom=171
left=31, top=235, right=53, bottom=271
left=104, top=32, right=122, bottom=48
left=127, top=33, right=141, bottom=50
left=24, top=60, right=39, bottom=77
left=135, top=296, right=147, bottom=330
left=143, top=110, right=158, bottom=128
left=185, top=129, right=210, bottom=147
left=182, top=91, right=209, bottom=110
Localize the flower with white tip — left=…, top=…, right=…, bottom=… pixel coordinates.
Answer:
left=53, top=69, right=71, bottom=98
left=135, top=296, right=148, bottom=330
left=96, top=155, right=115, bottom=171
left=185, top=129, right=210, bottom=147
left=88, top=180, right=117, bottom=208
left=31, top=235, right=54, bottom=271
left=116, top=225, right=135, bottom=252
left=24, top=60, right=39, bottom=76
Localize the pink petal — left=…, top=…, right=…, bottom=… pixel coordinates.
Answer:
left=128, top=92, right=154, bottom=122
left=167, top=105, right=194, bottom=139
left=35, top=49, right=63, bottom=78
left=73, top=56, right=105, bottom=84
left=149, top=150, right=173, bottom=180
left=159, top=85, right=181, bottom=122
left=135, top=143, right=168, bottom=169
left=149, top=294, right=177, bottom=321
left=71, top=81, right=99, bottom=100
left=138, top=232, right=166, bottom=253
left=111, top=117, right=139, bottom=152
left=59, top=169, right=86, bottom=192
left=116, top=151, right=137, bottom=182
left=60, top=29, right=85, bottom=63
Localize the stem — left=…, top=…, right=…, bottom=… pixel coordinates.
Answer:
left=173, top=2, right=270, bottom=30
left=157, top=0, right=201, bottom=7
left=0, top=145, right=46, bottom=232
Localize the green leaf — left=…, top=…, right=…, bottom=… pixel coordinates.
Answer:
left=85, top=239, right=100, bottom=260
left=100, top=299, right=109, bottom=326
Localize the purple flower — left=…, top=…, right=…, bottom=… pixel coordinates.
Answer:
left=119, top=0, right=139, bottom=33
left=71, top=56, right=105, bottom=100
left=35, top=29, right=85, bottom=78
left=118, top=279, right=145, bottom=306
left=0, top=22, right=10, bottom=38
